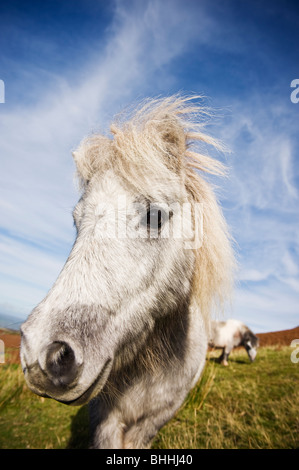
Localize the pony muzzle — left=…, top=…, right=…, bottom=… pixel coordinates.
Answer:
left=248, top=348, right=257, bottom=362
left=21, top=337, right=82, bottom=392
left=21, top=333, right=113, bottom=404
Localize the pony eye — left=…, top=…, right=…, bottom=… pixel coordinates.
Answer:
left=148, top=208, right=163, bottom=229
left=141, top=206, right=167, bottom=233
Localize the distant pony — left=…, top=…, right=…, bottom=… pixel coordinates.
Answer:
left=21, top=95, right=234, bottom=449
left=209, top=319, right=259, bottom=366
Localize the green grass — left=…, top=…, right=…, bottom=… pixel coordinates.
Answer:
left=0, top=363, right=89, bottom=449
left=0, top=346, right=298, bottom=449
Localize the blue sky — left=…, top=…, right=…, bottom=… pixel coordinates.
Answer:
left=0, top=0, right=298, bottom=332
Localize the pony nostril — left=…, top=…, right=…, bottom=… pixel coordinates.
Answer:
left=45, top=341, right=80, bottom=387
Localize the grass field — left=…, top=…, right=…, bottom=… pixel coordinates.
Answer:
left=0, top=346, right=298, bottom=449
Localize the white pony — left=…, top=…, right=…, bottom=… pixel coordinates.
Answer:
left=21, top=96, right=234, bottom=448
left=209, top=319, right=259, bottom=366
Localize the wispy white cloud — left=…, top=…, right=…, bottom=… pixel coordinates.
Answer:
left=0, top=230, right=68, bottom=319
left=239, top=269, right=271, bottom=283
left=233, top=282, right=299, bottom=333
left=279, top=139, right=298, bottom=200
left=218, top=102, right=298, bottom=212
left=282, top=250, right=299, bottom=277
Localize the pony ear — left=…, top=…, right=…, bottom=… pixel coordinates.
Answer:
left=72, top=135, right=112, bottom=184
left=154, top=115, right=186, bottom=172
left=72, top=147, right=91, bottom=183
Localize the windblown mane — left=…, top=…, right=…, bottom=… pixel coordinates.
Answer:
left=73, top=95, right=235, bottom=323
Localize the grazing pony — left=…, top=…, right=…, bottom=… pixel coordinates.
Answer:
left=209, top=319, right=259, bottom=366
left=20, top=96, right=234, bottom=449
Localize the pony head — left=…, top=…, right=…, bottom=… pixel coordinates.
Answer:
left=21, top=95, right=234, bottom=406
